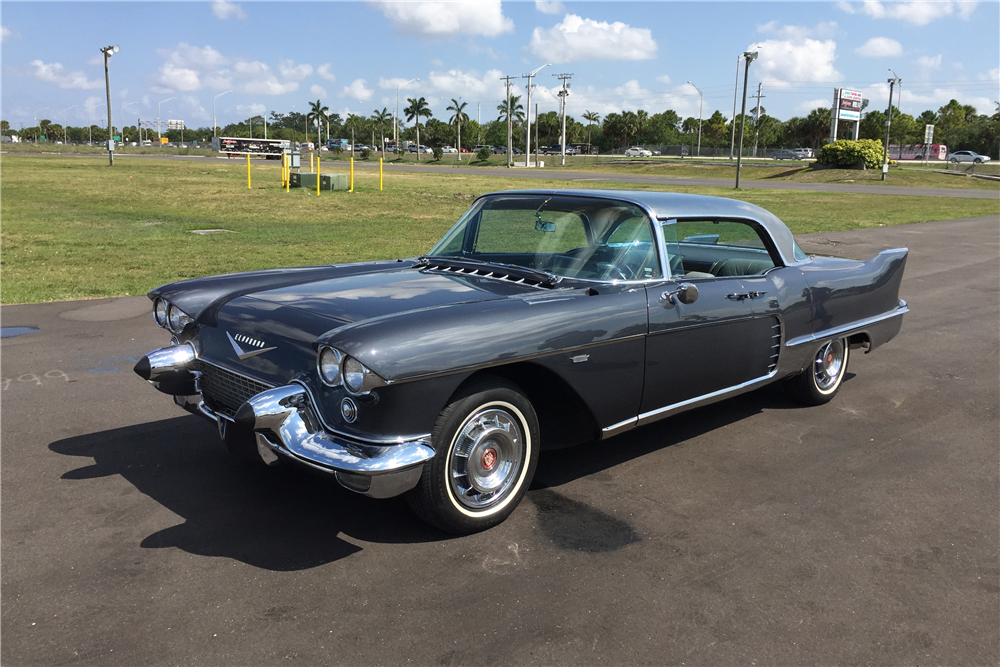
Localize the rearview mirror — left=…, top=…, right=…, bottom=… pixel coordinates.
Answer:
left=535, top=220, right=556, bottom=233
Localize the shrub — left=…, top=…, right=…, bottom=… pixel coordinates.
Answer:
left=395, top=146, right=406, bottom=158
left=432, top=147, right=443, bottom=161
left=360, top=148, right=372, bottom=160
left=476, top=146, right=493, bottom=162
left=818, top=139, right=884, bottom=169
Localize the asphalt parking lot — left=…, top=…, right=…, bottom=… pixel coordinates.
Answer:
left=2, top=215, right=997, bottom=665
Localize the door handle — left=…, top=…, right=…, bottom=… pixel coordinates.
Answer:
left=726, top=291, right=767, bottom=301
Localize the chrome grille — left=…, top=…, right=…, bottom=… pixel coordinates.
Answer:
left=193, top=360, right=272, bottom=418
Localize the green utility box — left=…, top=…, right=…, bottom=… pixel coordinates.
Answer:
left=289, top=172, right=349, bottom=191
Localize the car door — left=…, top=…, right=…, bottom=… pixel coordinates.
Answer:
left=639, top=218, right=782, bottom=418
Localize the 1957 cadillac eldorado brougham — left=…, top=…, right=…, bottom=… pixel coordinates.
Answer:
left=135, top=190, right=908, bottom=533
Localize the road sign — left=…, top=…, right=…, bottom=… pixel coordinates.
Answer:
left=168, top=119, right=185, bottom=130
left=924, top=124, right=934, bottom=144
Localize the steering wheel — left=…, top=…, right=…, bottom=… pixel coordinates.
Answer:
left=596, top=262, right=629, bottom=281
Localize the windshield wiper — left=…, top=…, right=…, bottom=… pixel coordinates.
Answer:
left=417, top=256, right=562, bottom=288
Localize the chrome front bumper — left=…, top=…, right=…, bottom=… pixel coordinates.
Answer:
left=136, top=346, right=435, bottom=499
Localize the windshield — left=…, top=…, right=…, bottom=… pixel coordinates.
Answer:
left=428, top=194, right=662, bottom=281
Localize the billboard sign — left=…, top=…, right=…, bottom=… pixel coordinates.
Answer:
left=837, top=89, right=863, bottom=121
left=168, top=119, right=185, bottom=130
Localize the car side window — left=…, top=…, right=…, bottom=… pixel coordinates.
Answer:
left=660, top=219, right=777, bottom=278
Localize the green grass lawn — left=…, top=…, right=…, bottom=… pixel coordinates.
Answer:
left=2, top=155, right=998, bottom=304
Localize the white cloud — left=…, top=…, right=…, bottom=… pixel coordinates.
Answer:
left=535, top=0, right=565, bottom=13
left=425, top=68, right=504, bottom=97
left=979, top=68, right=1000, bottom=84
left=431, top=58, right=444, bottom=67
left=837, top=1, right=977, bottom=25
left=855, top=36, right=902, bottom=57
left=181, top=95, right=210, bottom=122
left=656, top=74, right=672, bottom=85
left=83, top=96, right=105, bottom=119
left=378, top=77, right=421, bottom=90
left=278, top=60, right=313, bottom=81
left=370, top=0, right=513, bottom=36
left=237, top=103, right=265, bottom=116
left=158, top=43, right=228, bottom=70
left=157, top=63, right=202, bottom=91
left=310, top=84, right=328, bottom=98
left=916, top=54, right=943, bottom=76
left=527, top=14, right=657, bottom=63
left=212, top=1, right=247, bottom=20
left=751, top=28, right=841, bottom=88
left=241, top=78, right=299, bottom=95
left=542, top=80, right=706, bottom=120
left=2, top=25, right=22, bottom=42
left=797, top=98, right=833, bottom=113
left=758, top=20, right=838, bottom=40
left=317, top=63, right=336, bottom=82
left=28, top=60, right=103, bottom=90
left=342, top=79, right=374, bottom=101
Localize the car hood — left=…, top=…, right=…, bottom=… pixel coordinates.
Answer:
left=244, top=267, right=536, bottom=325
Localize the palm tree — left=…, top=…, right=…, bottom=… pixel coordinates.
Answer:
left=446, top=98, right=469, bottom=160
left=582, top=110, right=600, bottom=151
left=497, top=94, right=525, bottom=125
left=404, top=96, right=432, bottom=161
left=308, top=99, right=328, bottom=147
left=371, top=108, right=392, bottom=157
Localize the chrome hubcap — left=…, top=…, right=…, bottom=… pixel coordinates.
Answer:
left=449, top=407, right=524, bottom=510
left=814, top=339, right=845, bottom=391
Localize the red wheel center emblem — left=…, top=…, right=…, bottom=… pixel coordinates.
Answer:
left=482, top=448, right=497, bottom=471
left=826, top=352, right=834, bottom=366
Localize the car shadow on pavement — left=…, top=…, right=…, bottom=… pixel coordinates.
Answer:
left=48, top=377, right=846, bottom=570
left=49, top=415, right=441, bottom=570
left=531, top=378, right=840, bottom=490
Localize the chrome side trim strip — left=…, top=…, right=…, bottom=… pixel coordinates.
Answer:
left=785, top=301, right=909, bottom=348
left=601, top=416, right=638, bottom=439
left=635, top=371, right=777, bottom=429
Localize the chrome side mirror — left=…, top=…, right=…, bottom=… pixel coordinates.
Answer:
left=659, top=283, right=699, bottom=307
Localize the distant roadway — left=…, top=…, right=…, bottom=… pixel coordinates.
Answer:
left=12, top=150, right=1000, bottom=199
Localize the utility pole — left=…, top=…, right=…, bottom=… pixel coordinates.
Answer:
left=553, top=73, right=573, bottom=165
left=501, top=75, right=515, bottom=167
left=523, top=63, right=551, bottom=167
left=730, top=54, right=742, bottom=160
left=882, top=71, right=900, bottom=182
left=100, top=44, right=119, bottom=166
left=735, top=50, right=759, bottom=188
left=751, top=82, right=765, bottom=157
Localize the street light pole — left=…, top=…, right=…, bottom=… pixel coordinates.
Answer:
left=882, top=70, right=900, bottom=182
left=157, top=96, right=176, bottom=144
left=735, top=50, right=758, bottom=189
left=100, top=44, right=119, bottom=166
left=730, top=54, right=742, bottom=160
left=60, top=105, right=78, bottom=143
left=523, top=63, right=551, bottom=167
left=213, top=90, right=233, bottom=138
left=395, top=78, right=419, bottom=146
left=687, top=81, right=703, bottom=157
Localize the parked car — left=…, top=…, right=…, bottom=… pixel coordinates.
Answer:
left=624, top=147, right=652, bottom=157
left=135, top=190, right=909, bottom=534
left=793, top=147, right=814, bottom=159
left=441, top=146, right=458, bottom=153
left=474, top=144, right=495, bottom=154
left=408, top=144, right=433, bottom=154
left=770, top=149, right=799, bottom=160
left=948, top=150, right=991, bottom=164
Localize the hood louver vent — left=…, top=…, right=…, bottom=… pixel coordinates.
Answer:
left=421, top=262, right=554, bottom=289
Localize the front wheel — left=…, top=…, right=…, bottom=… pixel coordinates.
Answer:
left=407, top=377, right=539, bottom=534
left=786, top=337, right=850, bottom=405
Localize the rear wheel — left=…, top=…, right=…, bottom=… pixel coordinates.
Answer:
left=407, top=377, right=539, bottom=534
left=787, top=337, right=850, bottom=405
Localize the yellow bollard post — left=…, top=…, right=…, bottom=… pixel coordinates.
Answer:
left=379, top=157, right=383, bottom=191
left=286, top=156, right=290, bottom=193
left=247, top=153, right=251, bottom=189
left=350, top=158, right=354, bottom=192
left=317, top=154, right=321, bottom=196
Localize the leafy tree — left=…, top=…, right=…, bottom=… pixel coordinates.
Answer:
left=308, top=99, right=328, bottom=145
left=703, top=110, right=728, bottom=147
left=371, top=108, right=392, bottom=156
left=403, top=97, right=432, bottom=160
left=446, top=98, right=469, bottom=156
left=582, top=110, right=600, bottom=148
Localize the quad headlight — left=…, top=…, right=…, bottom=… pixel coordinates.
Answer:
left=166, top=303, right=193, bottom=333
left=316, top=346, right=385, bottom=394
left=317, top=346, right=343, bottom=386
left=153, top=298, right=168, bottom=327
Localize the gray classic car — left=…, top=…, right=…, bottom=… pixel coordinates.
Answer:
left=135, top=190, right=908, bottom=533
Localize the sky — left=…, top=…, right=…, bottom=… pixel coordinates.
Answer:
left=1, top=0, right=997, bottom=132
